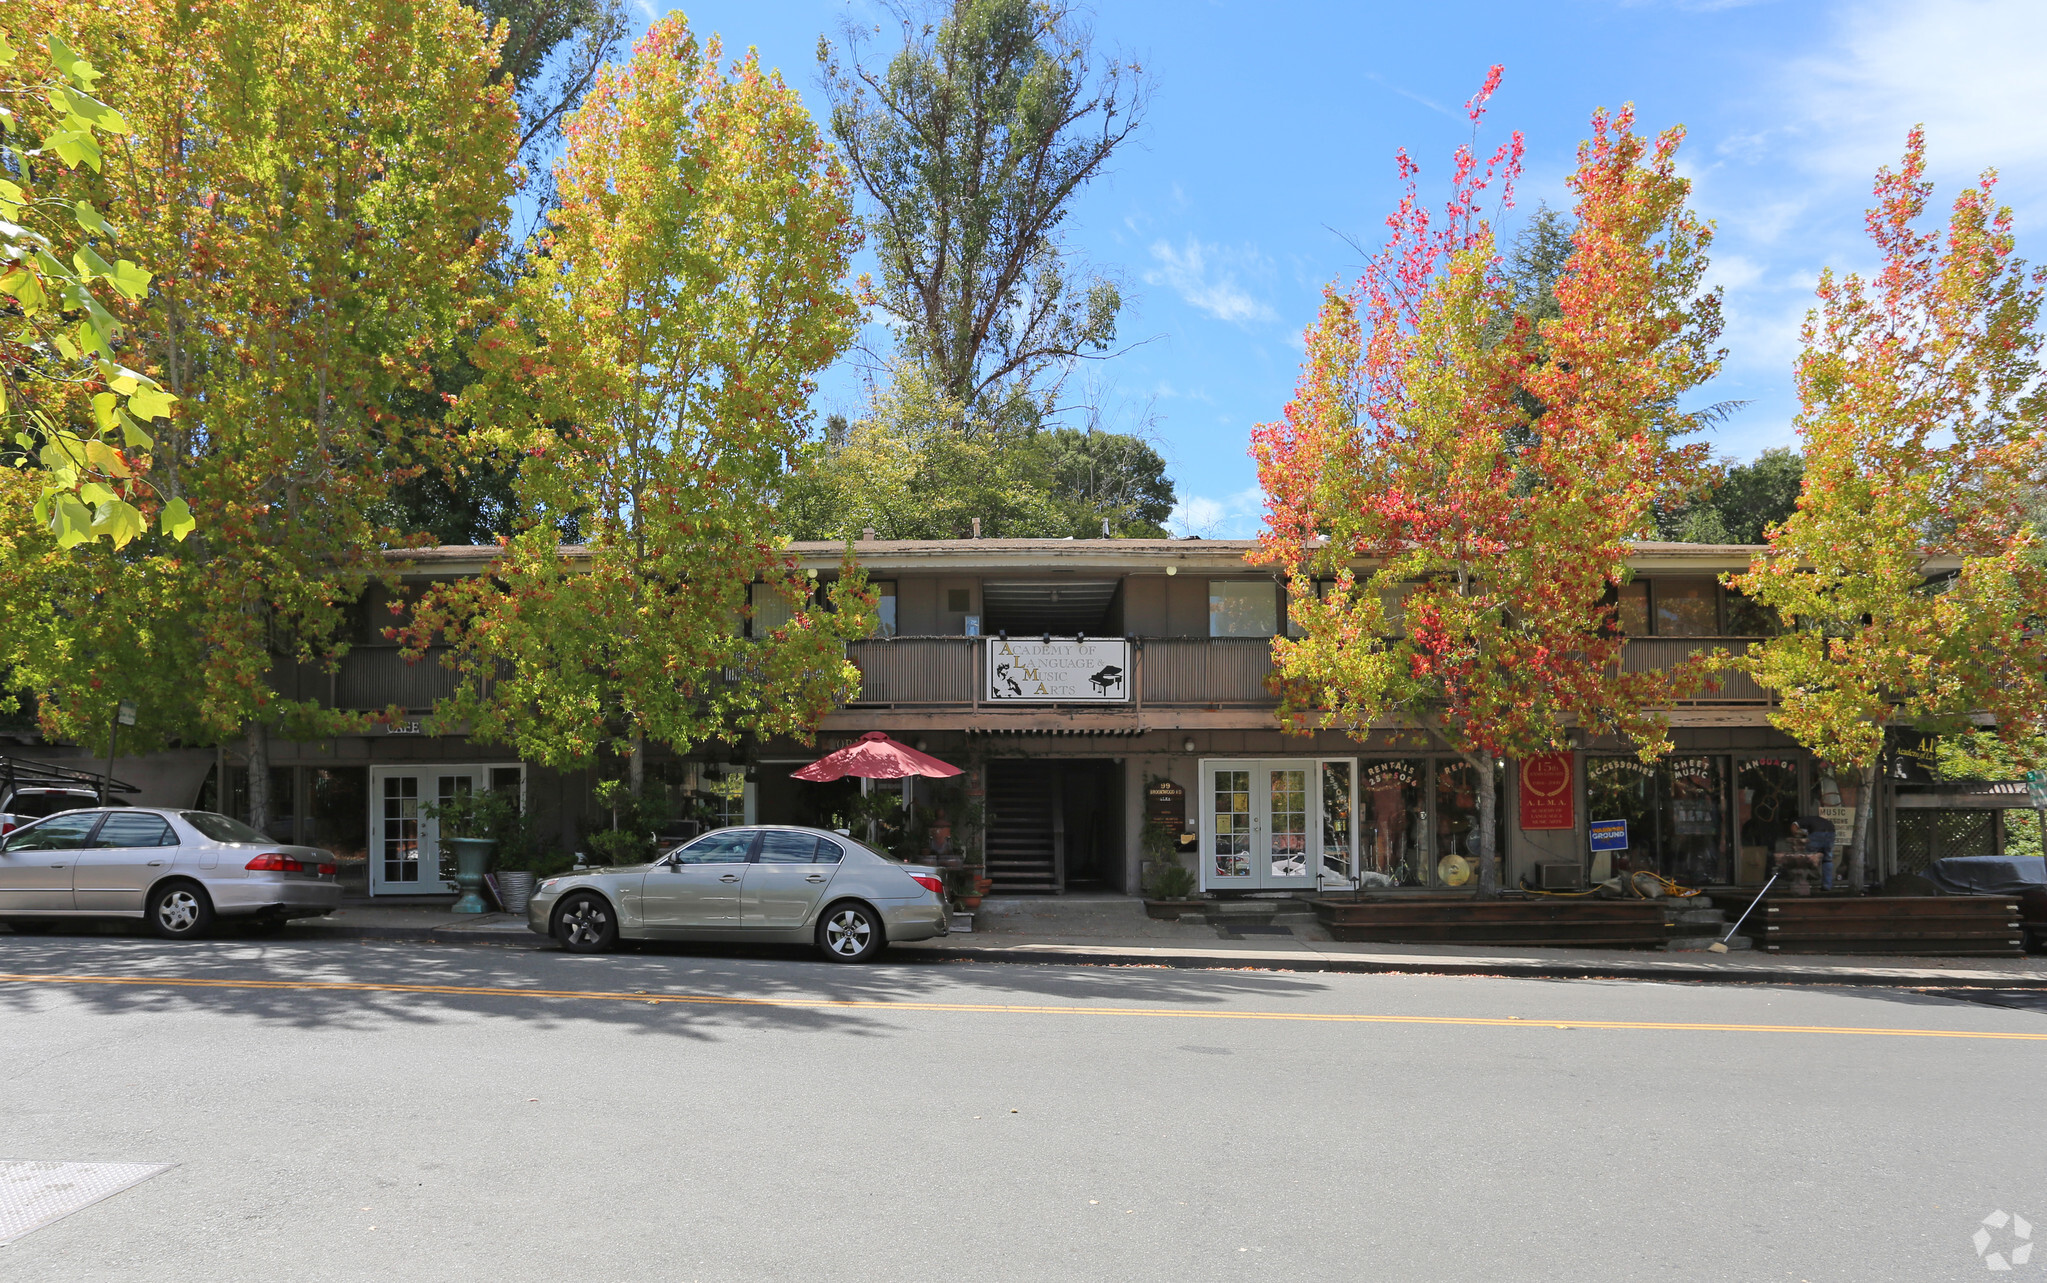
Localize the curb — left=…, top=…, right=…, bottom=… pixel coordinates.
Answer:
left=272, top=924, right=2047, bottom=988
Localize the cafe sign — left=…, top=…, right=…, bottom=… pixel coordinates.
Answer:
left=986, top=637, right=1130, bottom=703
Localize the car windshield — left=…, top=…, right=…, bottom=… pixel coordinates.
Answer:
left=10, top=792, right=99, bottom=819
left=180, top=811, right=270, bottom=844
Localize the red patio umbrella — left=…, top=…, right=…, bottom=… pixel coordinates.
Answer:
left=790, top=731, right=962, bottom=782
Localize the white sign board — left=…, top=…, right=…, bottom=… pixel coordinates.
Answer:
left=986, top=638, right=1131, bottom=703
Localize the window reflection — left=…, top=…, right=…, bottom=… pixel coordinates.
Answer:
left=1654, top=581, right=1718, bottom=636
left=1736, top=758, right=1799, bottom=886
left=1359, top=759, right=1425, bottom=887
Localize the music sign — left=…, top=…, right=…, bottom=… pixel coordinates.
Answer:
left=986, top=637, right=1131, bottom=703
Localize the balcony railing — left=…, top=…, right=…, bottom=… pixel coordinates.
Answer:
left=1620, top=636, right=1769, bottom=703
left=272, top=637, right=1773, bottom=714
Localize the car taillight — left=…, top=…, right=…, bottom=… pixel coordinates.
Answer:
left=910, top=874, right=944, bottom=895
left=317, top=863, right=337, bottom=876
left=246, top=853, right=305, bottom=872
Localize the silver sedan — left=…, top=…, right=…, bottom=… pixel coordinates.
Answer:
left=528, top=825, right=950, bottom=963
left=0, top=807, right=342, bottom=939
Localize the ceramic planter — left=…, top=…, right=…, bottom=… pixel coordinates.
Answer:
left=446, top=836, right=495, bottom=913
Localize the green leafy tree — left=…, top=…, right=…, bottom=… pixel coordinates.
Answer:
left=404, top=15, right=874, bottom=792
left=1732, top=130, right=2047, bottom=891
left=820, top=0, right=1145, bottom=433
left=0, top=29, right=190, bottom=548
left=0, top=0, right=518, bottom=829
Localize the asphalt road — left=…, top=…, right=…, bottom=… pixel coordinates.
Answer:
left=0, top=933, right=2042, bottom=1283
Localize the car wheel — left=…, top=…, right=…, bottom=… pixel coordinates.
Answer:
left=147, top=882, right=215, bottom=940
left=554, top=893, right=619, bottom=954
left=3, top=919, right=56, bottom=935
left=817, top=901, right=885, bottom=963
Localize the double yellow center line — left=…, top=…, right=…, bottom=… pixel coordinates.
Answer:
left=1, top=971, right=2042, bottom=1041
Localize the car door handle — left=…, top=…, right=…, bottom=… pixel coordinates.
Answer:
left=49, top=863, right=65, bottom=868
left=147, top=860, right=165, bottom=867
left=805, top=875, right=827, bottom=883
left=719, top=874, right=741, bottom=883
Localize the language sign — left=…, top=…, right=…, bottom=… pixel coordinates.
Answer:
left=1517, top=753, right=1574, bottom=831
left=986, top=638, right=1131, bottom=703
left=1589, top=819, right=1629, bottom=852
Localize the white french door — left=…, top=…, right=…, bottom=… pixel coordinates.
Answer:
left=1199, top=759, right=1356, bottom=893
left=367, top=764, right=523, bottom=895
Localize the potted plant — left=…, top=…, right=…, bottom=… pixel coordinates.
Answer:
left=1141, top=820, right=1204, bottom=918
left=423, top=787, right=519, bottom=914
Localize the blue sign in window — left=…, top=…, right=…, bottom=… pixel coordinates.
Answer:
left=1589, top=819, right=1629, bottom=852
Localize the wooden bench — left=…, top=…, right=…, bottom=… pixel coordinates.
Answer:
left=1311, top=898, right=1672, bottom=948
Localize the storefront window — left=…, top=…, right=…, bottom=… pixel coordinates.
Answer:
left=1736, top=758, right=1800, bottom=885
left=1212, top=769, right=1252, bottom=879
left=1587, top=755, right=1730, bottom=884
left=1433, top=761, right=1504, bottom=889
left=1359, top=759, right=1426, bottom=885
left=1666, top=756, right=1727, bottom=883
left=1208, top=580, right=1277, bottom=637
left=1587, top=758, right=1656, bottom=879
left=1655, top=581, right=1718, bottom=636
left=1319, top=761, right=1354, bottom=884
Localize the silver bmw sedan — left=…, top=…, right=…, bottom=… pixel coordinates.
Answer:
left=528, top=825, right=950, bottom=963
left=0, top=807, right=341, bottom=939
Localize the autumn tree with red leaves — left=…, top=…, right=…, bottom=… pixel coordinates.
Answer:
left=1732, top=130, right=2047, bottom=890
left=1253, top=71, right=1724, bottom=895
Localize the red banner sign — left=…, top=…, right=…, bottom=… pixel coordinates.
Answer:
left=1519, top=754, right=1575, bottom=830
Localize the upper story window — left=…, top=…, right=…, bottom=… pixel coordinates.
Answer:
left=1209, top=580, right=1276, bottom=638
left=872, top=581, right=897, bottom=638
left=1654, top=580, right=1718, bottom=636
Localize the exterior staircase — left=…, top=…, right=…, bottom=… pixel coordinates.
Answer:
left=1662, top=899, right=1752, bottom=951
left=985, top=762, right=1059, bottom=894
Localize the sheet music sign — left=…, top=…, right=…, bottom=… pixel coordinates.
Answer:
left=985, top=637, right=1131, bottom=703
left=1146, top=779, right=1187, bottom=837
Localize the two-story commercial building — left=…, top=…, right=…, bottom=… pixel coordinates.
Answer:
left=142, top=534, right=2003, bottom=902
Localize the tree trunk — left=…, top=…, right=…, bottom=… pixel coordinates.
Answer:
left=1475, top=751, right=1499, bottom=898
left=1847, top=753, right=1881, bottom=895
left=246, top=722, right=270, bottom=835
left=627, top=728, right=645, bottom=798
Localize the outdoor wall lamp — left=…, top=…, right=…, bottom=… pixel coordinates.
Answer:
left=1041, top=633, right=1050, bottom=644
left=1165, top=565, right=1177, bottom=576
left=1183, top=737, right=1196, bottom=753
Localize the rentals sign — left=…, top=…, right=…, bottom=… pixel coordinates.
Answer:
left=986, top=638, right=1131, bottom=703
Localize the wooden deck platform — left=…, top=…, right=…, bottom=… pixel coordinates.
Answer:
left=1311, top=898, right=1671, bottom=948
left=1724, top=895, right=2026, bottom=957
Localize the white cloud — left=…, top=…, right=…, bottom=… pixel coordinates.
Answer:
left=1789, top=0, right=2047, bottom=179
left=1169, top=485, right=1266, bottom=539
left=1144, top=237, right=1277, bottom=324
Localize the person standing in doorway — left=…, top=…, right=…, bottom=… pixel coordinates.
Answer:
left=1791, top=813, right=1838, bottom=890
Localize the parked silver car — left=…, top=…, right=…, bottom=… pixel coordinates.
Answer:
left=528, top=825, right=950, bottom=963
left=0, top=807, right=342, bottom=939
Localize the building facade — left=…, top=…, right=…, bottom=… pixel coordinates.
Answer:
left=60, top=538, right=2025, bottom=898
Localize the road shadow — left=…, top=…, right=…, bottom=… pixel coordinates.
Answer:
left=0, top=930, right=1337, bottom=1045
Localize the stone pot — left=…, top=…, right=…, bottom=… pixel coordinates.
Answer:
left=445, top=836, right=495, bottom=914
left=959, top=895, right=982, bottom=910
left=498, top=870, right=535, bottom=915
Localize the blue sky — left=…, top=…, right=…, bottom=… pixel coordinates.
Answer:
left=624, top=0, right=2046, bottom=535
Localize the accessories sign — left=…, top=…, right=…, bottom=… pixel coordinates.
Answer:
left=986, top=638, right=1130, bottom=703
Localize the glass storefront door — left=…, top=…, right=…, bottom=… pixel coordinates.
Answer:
left=1585, top=755, right=1731, bottom=885
left=1200, top=759, right=1354, bottom=892
left=367, top=763, right=524, bottom=895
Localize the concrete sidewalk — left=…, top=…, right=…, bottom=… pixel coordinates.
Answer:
left=257, top=894, right=2047, bottom=989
